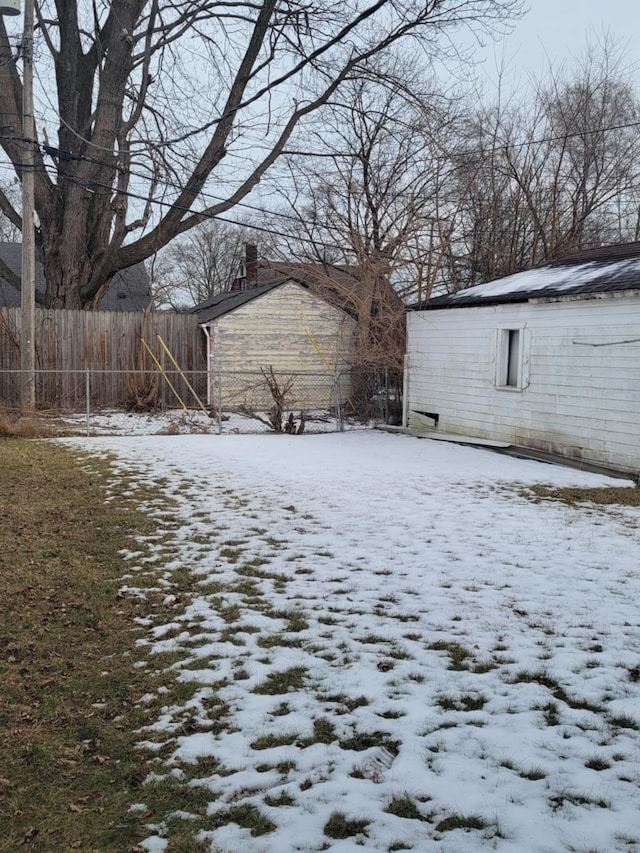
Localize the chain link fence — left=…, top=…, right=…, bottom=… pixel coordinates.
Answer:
left=0, top=367, right=401, bottom=435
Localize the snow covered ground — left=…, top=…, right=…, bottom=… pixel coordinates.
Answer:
left=65, top=431, right=640, bottom=852
left=60, top=406, right=353, bottom=437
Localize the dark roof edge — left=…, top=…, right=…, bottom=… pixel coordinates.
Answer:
left=409, top=291, right=532, bottom=311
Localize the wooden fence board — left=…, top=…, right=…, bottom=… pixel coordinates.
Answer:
left=0, top=308, right=206, bottom=409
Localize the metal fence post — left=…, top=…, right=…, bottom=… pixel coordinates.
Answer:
left=384, top=366, right=389, bottom=425
left=334, top=374, right=343, bottom=432
left=85, top=368, right=91, bottom=436
left=217, top=365, right=223, bottom=435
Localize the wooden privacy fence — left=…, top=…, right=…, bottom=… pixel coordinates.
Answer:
left=0, top=307, right=207, bottom=409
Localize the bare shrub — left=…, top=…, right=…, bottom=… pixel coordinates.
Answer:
left=0, top=414, right=65, bottom=438
left=125, top=306, right=161, bottom=412
left=249, top=367, right=306, bottom=434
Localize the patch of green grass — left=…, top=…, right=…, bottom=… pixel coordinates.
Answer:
left=519, top=766, right=547, bottom=781
left=250, top=731, right=300, bottom=750
left=253, top=667, right=308, bottom=695
left=207, top=804, right=276, bottom=836
left=231, top=578, right=263, bottom=597
left=317, top=694, right=369, bottom=713
left=0, top=440, right=213, bottom=853
left=472, top=659, right=499, bottom=674
left=172, top=755, right=223, bottom=780
left=435, top=693, right=487, bottom=712
left=585, top=756, right=611, bottom=771
left=610, top=715, right=640, bottom=730
left=388, top=645, right=412, bottom=660
left=358, top=633, right=390, bottom=644
left=218, top=626, right=247, bottom=645
left=267, top=608, right=309, bottom=632
left=548, top=791, right=610, bottom=811
left=257, top=634, right=304, bottom=649
left=540, top=701, right=561, bottom=726
left=527, top=484, right=640, bottom=507
left=339, top=730, right=399, bottom=753
left=264, top=790, right=296, bottom=807
left=514, top=670, right=603, bottom=713
left=385, top=795, right=425, bottom=821
left=436, top=813, right=489, bottom=832
left=609, top=714, right=640, bottom=731
left=142, top=776, right=214, bottom=816
left=310, top=718, right=337, bottom=744
left=233, top=667, right=250, bottom=680
left=197, top=580, right=226, bottom=595
left=426, top=640, right=472, bottom=671
left=219, top=545, right=244, bottom=562
left=219, top=603, right=242, bottom=623
left=323, top=811, right=370, bottom=839
left=236, top=563, right=288, bottom=583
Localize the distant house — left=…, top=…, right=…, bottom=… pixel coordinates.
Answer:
left=193, top=243, right=358, bottom=410
left=405, top=242, right=640, bottom=476
left=0, top=242, right=151, bottom=311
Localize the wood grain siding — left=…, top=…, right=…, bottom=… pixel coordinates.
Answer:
left=205, top=282, right=356, bottom=409
left=406, top=295, right=640, bottom=474
left=0, top=307, right=205, bottom=407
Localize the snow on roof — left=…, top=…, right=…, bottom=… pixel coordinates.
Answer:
left=413, top=253, right=640, bottom=310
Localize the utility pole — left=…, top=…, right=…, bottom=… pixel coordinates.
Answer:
left=21, top=0, right=35, bottom=409
left=0, top=0, right=35, bottom=409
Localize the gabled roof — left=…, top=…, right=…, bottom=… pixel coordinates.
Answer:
left=193, top=261, right=364, bottom=324
left=411, top=242, right=640, bottom=310
left=194, top=280, right=284, bottom=324
left=0, top=242, right=151, bottom=311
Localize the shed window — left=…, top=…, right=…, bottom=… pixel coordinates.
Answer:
left=496, top=328, right=523, bottom=388
left=506, top=329, right=520, bottom=386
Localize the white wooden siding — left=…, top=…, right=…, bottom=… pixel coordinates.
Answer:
left=405, top=295, right=640, bottom=474
left=204, top=282, right=355, bottom=409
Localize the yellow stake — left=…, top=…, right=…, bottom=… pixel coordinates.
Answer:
left=304, top=329, right=356, bottom=412
left=141, top=338, right=188, bottom=410
left=156, top=334, right=209, bottom=414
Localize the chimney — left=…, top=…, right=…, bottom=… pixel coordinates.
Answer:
left=246, top=240, right=258, bottom=288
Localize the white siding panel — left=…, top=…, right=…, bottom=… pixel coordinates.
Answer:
left=406, top=295, right=640, bottom=474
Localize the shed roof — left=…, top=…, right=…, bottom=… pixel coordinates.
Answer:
left=411, top=242, right=640, bottom=310
left=193, top=261, right=363, bottom=325
left=0, top=242, right=151, bottom=311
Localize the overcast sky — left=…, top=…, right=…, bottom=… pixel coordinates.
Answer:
left=478, top=0, right=640, bottom=83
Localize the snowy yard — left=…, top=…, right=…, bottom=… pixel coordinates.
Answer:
left=67, top=430, right=640, bottom=853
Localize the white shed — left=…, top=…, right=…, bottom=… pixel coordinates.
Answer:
left=405, top=243, right=640, bottom=476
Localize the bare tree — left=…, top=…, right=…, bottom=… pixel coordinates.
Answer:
left=263, top=66, right=465, bottom=388
left=448, top=39, right=640, bottom=289
left=0, top=0, right=520, bottom=308
left=152, top=219, right=251, bottom=309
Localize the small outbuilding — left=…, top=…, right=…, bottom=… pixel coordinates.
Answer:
left=404, top=243, right=640, bottom=476
left=193, top=244, right=358, bottom=412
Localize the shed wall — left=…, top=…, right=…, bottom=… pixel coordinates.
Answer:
left=204, top=282, right=355, bottom=409
left=405, top=294, right=640, bottom=474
